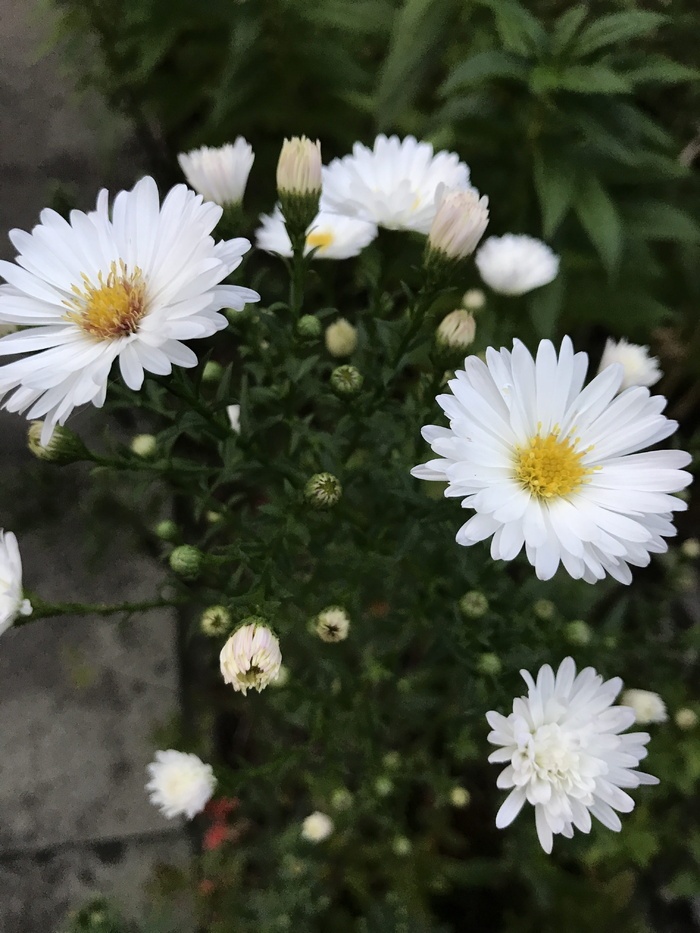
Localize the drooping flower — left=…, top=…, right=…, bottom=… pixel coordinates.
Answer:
left=487, top=657, right=658, bottom=853
left=220, top=620, right=282, bottom=695
left=255, top=207, right=377, bottom=260
left=301, top=811, right=334, bottom=842
left=0, top=530, right=31, bottom=636
left=621, top=689, right=668, bottom=724
left=426, top=188, right=489, bottom=261
left=598, top=338, right=662, bottom=392
left=0, top=177, right=259, bottom=443
left=475, top=234, right=559, bottom=295
left=146, top=749, right=216, bottom=820
left=177, top=139, right=254, bottom=207
left=412, top=337, right=692, bottom=584
left=322, top=135, right=471, bottom=234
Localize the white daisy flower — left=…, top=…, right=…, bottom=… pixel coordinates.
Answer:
left=598, top=338, right=662, bottom=392
left=322, top=134, right=471, bottom=234
left=146, top=749, right=216, bottom=820
left=301, top=811, right=334, bottom=842
left=0, top=529, right=32, bottom=636
left=0, top=176, right=260, bottom=443
left=412, top=337, right=692, bottom=584
left=475, top=234, right=559, bottom=295
left=255, top=207, right=377, bottom=260
left=220, top=620, right=282, bottom=695
left=177, top=138, right=254, bottom=207
left=620, top=689, right=668, bottom=724
left=487, top=657, right=658, bottom=853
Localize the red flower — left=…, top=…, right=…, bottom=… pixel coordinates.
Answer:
left=204, top=796, right=239, bottom=822
left=203, top=822, right=230, bottom=851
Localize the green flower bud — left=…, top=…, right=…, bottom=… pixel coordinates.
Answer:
left=305, top=473, right=342, bottom=508
left=449, top=786, right=471, bottom=808
left=459, top=591, right=488, bottom=619
left=200, top=605, right=231, bottom=636
left=374, top=776, right=393, bottom=797
left=533, top=599, right=555, bottom=621
left=296, top=314, right=322, bottom=340
left=477, top=652, right=501, bottom=676
left=330, top=787, right=353, bottom=811
left=330, top=365, right=363, bottom=397
left=154, top=519, right=179, bottom=542
left=202, top=360, right=224, bottom=383
left=28, top=421, right=90, bottom=466
left=392, top=836, right=411, bottom=856
left=169, top=545, right=204, bottom=580
left=681, top=538, right=700, bottom=560
left=383, top=751, right=400, bottom=770
left=566, top=620, right=592, bottom=646
left=130, top=434, right=157, bottom=458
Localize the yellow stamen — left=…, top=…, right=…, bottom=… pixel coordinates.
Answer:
left=64, top=260, right=147, bottom=340
left=514, top=432, right=594, bottom=500
left=306, top=230, right=334, bottom=252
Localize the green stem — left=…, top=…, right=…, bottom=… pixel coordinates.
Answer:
left=289, top=234, right=308, bottom=319
left=163, top=378, right=230, bottom=440
left=20, top=596, right=185, bottom=625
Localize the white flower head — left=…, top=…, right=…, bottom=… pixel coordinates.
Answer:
left=277, top=137, right=322, bottom=197
left=427, top=188, right=489, bottom=261
left=599, top=338, right=662, bottom=392
left=227, top=403, right=241, bottom=434
left=487, top=657, right=658, bottom=853
left=325, top=319, right=357, bottom=358
left=322, top=134, right=471, bottom=234
left=476, top=234, right=559, bottom=295
left=177, top=138, right=254, bottom=207
left=412, top=337, right=692, bottom=584
left=436, top=309, right=476, bottom=351
left=220, top=620, right=282, bottom=695
left=0, top=177, right=260, bottom=444
left=146, top=749, right=216, bottom=820
left=462, top=288, right=485, bottom=311
left=621, top=689, right=668, bottom=725
left=315, top=606, right=350, bottom=643
left=0, top=530, right=31, bottom=635
left=255, top=207, right=377, bottom=260
left=301, top=811, right=334, bottom=842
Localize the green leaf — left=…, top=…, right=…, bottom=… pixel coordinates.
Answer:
left=439, top=50, right=527, bottom=96
left=550, top=5, right=588, bottom=57
left=532, top=152, right=576, bottom=237
left=532, top=64, right=631, bottom=95
left=623, top=201, right=700, bottom=243
left=476, top=0, right=545, bottom=57
left=574, top=176, right=622, bottom=272
left=528, top=273, right=564, bottom=338
left=574, top=11, right=665, bottom=58
left=623, top=56, right=700, bottom=85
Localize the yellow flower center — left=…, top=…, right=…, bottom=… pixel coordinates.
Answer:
left=514, top=431, right=593, bottom=500
left=64, top=260, right=148, bottom=340
left=306, top=230, right=334, bottom=252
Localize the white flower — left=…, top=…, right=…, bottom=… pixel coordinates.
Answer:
left=146, top=749, right=216, bottom=820
left=255, top=207, right=377, bottom=260
left=277, top=137, right=322, bottom=196
left=322, top=134, right=471, bottom=234
left=177, top=138, right=254, bottom=207
left=462, top=288, right=485, bottom=311
left=598, top=338, right=662, bottom=392
left=475, top=234, right=559, bottom=295
left=412, top=337, right=692, bottom=584
left=220, top=621, right=282, bottom=695
left=436, top=309, right=476, bottom=351
left=621, top=689, right=668, bottom=724
left=0, top=176, right=260, bottom=444
left=0, top=530, right=31, bottom=635
left=487, top=657, right=658, bottom=853
left=227, top=404, right=241, bottom=433
left=325, top=319, right=357, bottom=358
left=427, top=188, right=489, bottom=261
left=301, top=811, right=334, bottom=842
left=315, top=606, right=350, bottom=643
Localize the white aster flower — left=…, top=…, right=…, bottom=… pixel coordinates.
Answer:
left=177, top=138, right=254, bottom=207
left=255, top=206, right=377, bottom=260
left=227, top=403, right=241, bottom=433
left=301, top=811, right=334, bottom=842
left=0, top=177, right=260, bottom=444
left=427, top=188, right=489, bottom=261
left=412, top=337, right=692, bottom=584
left=220, top=620, right=282, bottom=695
left=315, top=606, right=350, bottom=643
left=487, top=657, right=658, bottom=853
left=621, top=689, right=668, bottom=724
left=0, top=529, right=31, bottom=636
left=598, top=338, right=662, bottom=392
left=325, top=319, right=357, bottom=357
left=146, top=749, right=216, bottom=820
left=475, top=234, right=559, bottom=296
left=322, top=134, right=471, bottom=234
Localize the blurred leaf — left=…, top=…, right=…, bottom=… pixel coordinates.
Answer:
left=574, top=175, right=622, bottom=272
left=574, top=11, right=666, bottom=57
left=624, top=56, right=700, bottom=86
left=476, top=0, right=545, bottom=57
left=533, top=151, right=576, bottom=237
left=623, top=201, right=700, bottom=243
left=550, top=5, right=588, bottom=57
left=440, top=50, right=527, bottom=95
left=528, top=273, right=564, bottom=338
left=531, top=64, right=632, bottom=95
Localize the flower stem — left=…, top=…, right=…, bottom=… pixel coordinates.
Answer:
left=18, top=596, right=185, bottom=626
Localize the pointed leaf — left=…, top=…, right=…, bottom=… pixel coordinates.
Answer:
left=575, top=11, right=665, bottom=57
left=533, top=152, right=576, bottom=237
left=440, top=50, right=527, bottom=96
left=574, top=176, right=622, bottom=272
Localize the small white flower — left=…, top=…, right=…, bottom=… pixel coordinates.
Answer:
left=487, top=657, right=658, bottom=853
left=325, top=319, right=357, bottom=358
left=255, top=207, right=377, bottom=260
left=220, top=621, right=282, bottom=695
left=0, top=530, right=31, bottom=636
left=227, top=404, right=241, bottom=433
left=598, top=338, right=662, bottom=392
left=436, top=309, right=476, bottom=351
left=476, top=234, right=559, bottom=295
left=146, top=749, right=216, bottom=820
left=675, top=708, right=698, bottom=730
left=427, top=188, right=489, bottom=261
left=178, top=138, right=254, bottom=207
left=130, top=434, right=157, bottom=458
left=621, top=689, right=668, bottom=724
left=412, top=337, right=692, bottom=584
left=301, top=811, right=334, bottom=842
left=277, top=137, right=322, bottom=197
left=322, top=134, right=471, bottom=234
left=0, top=176, right=260, bottom=443
left=450, top=786, right=471, bottom=808
left=462, top=288, right=485, bottom=311
left=315, top=607, right=350, bottom=643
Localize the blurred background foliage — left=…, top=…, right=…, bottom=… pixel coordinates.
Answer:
left=44, top=0, right=700, bottom=930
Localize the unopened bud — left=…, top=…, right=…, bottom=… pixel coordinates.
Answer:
left=202, top=361, right=224, bottom=383
left=201, top=605, right=231, bottom=636
left=459, top=591, right=488, bottom=619
left=392, top=836, right=411, bottom=856
left=330, top=365, right=363, bottom=397
left=681, top=538, right=700, bottom=560
left=374, top=776, right=393, bottom=797
left=296, top=314, right=322, bottom=341
left=331, top=787, right=353, bottom=811
left=450, top=786, right=471, bottom=808
left=277, top=137, right=322, bottom=239
left=675, top=708, right=698, bottom=730
left=436, top=309, right=476, bottom=352
left=28, top=421, right=89, bottom=465
left=477, top=652, right=501, bottom=676
left=462, top=288, right=485, bottom=311
left=154, top=520, right=179, bottom=542
left=305, top=473, right=342, bottom=508
left=315, top=606, right=350, bottom=642
left=169, top=545, right=204, bottom=580
left=566, top=620, right=591, bottom=646
left=130, top=434, right=157, bottom=458
left=325, top=319, right=357, bottom=358
left=425, top=188, right=489, bottom=284
left=533, top=599, right=555, bottom=621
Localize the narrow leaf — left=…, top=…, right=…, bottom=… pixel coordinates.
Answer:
left=574, top=176, right=622, bottom=272
left=575, top=11, right=665, bottom=57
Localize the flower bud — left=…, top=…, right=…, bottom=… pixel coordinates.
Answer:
left=621, top=689, right=668, bottom=724
left=533, top=599, right=555, bottom=621
left=28, top=421, right=89, bottom=465
left=459, top=591, right=488, bottom=619
left=374, top=776, right=393, bottom=797
left=200, top=605, right=231, bottom=637
left=301, top=811, right=333, bottom=842
left=330, top=365, right=363, bottom=397
left=462, top=288, right=485, bottom=311
left=220, top=619, right=282, bottom=695
left=130, top=434, right=157, bottom=458
left=296, top=314, right=322, bottom=341
left=169, top=545, right=204, bottom=580
left=154, top=519, right=179, bottom=542
left=450, top=786, right=471, bottom=808
left=314, top=606, right=350, bottom=642
left=202, top=360, right=224, bottom=383
left=330, top=787, right=353, bottom=811
left=477, top=652, right=501, bottom=676
left=276, top=137, right=322, bottom=239
left=681, top=538, right=700, bottom=560
left=436, top=309, right=476, bottom=353
left=325, top=318, right=357, bottom=358
left=392, top=836, right=411, bottom=856
left=675, top=708, right=698, bottom=730
left=305, top=473, right=342, bottom=509
left=383, top=751, right=400, bottom=770
left=566, top=619, right=591, bottom=646
left=425, top=188, right=489, bottom=268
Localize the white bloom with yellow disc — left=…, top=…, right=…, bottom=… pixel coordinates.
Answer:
left=255, top=206, right=377, bottom=260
